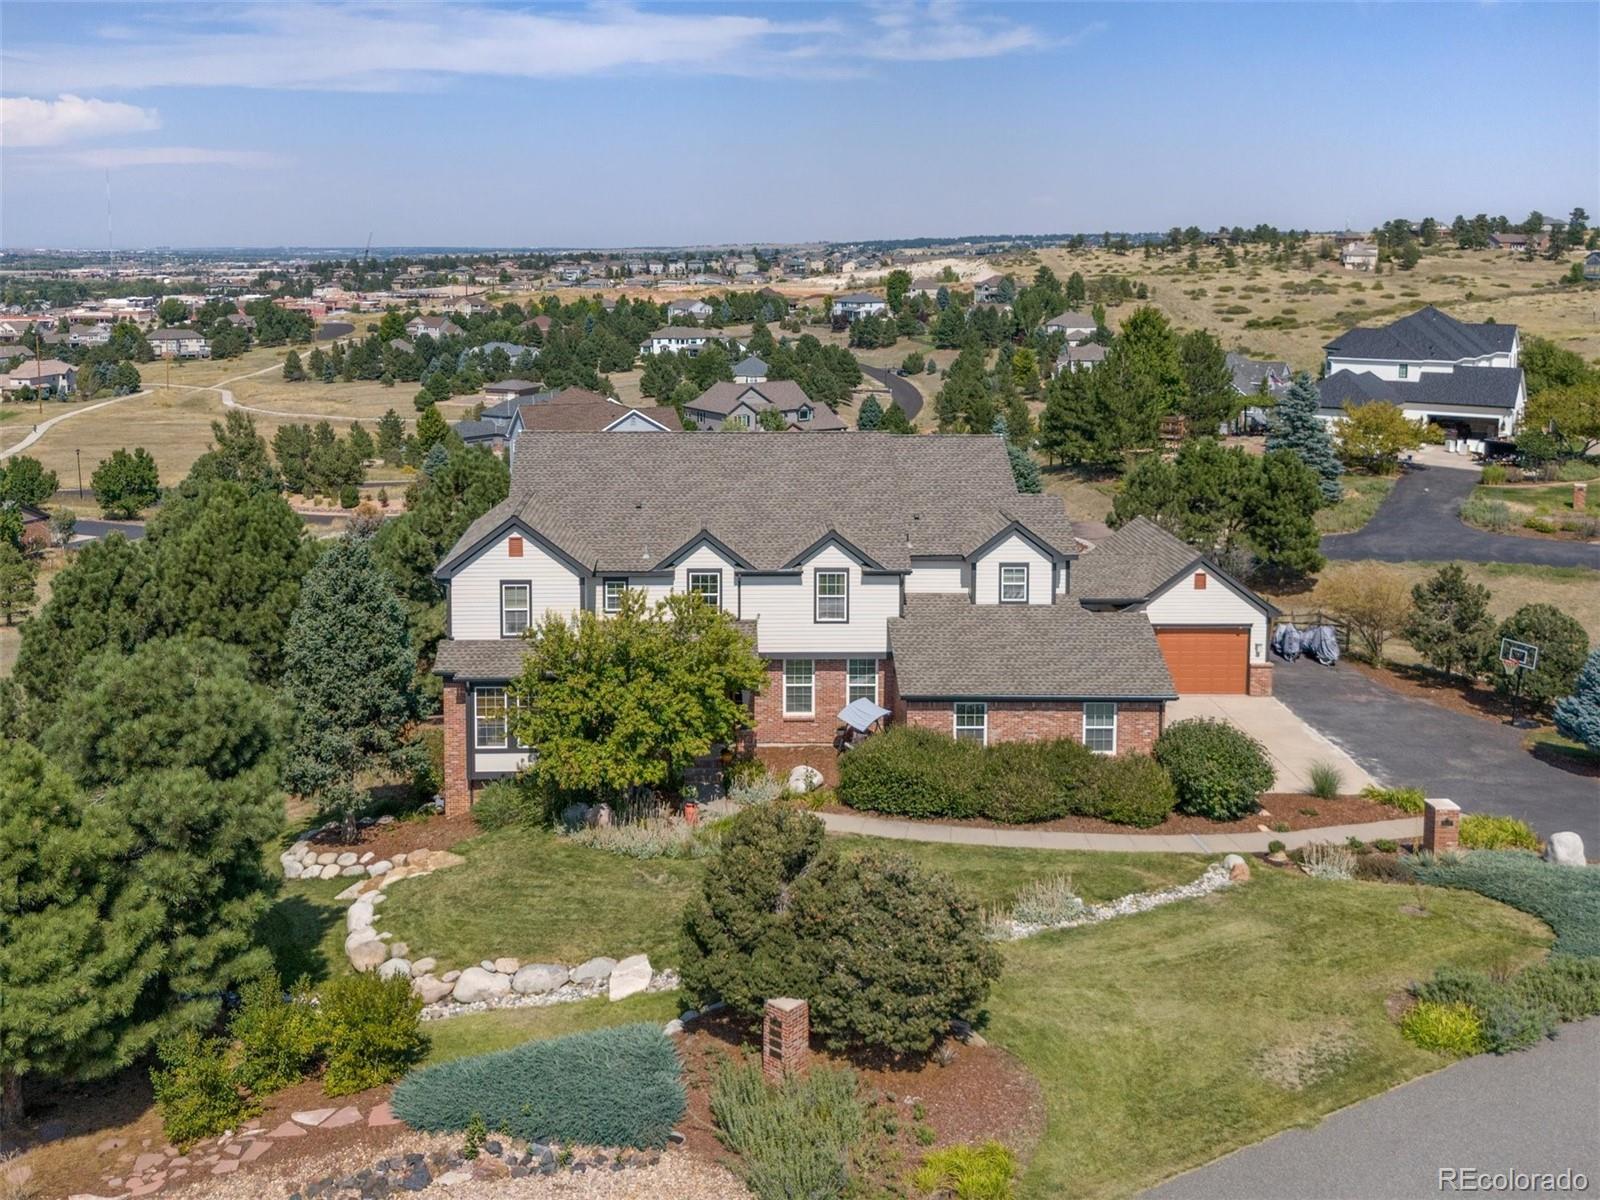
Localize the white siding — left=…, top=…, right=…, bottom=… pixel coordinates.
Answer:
left=672, top=543, right=737, bottom=612
left=972, top=534, right=1052, bottom=606
left=905, top=557, right=968, bottom=594
left=1144, top=570, right=1268, bottom=662
left=449, top=530, right=583, bottom=639
left=742, top=542, right=899, bottom=655
left=474, top=749, right=530, bottom=774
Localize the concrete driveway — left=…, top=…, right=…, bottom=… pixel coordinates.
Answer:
left=1166, top=695, right=1376, bottom=794
left=1145, top=1018, right=1600, bottom=1199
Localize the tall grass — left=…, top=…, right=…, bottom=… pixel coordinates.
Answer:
left=710, top=1060, right=868, bottom=1200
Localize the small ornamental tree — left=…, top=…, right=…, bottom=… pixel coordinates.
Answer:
left=1314, top=563, right=1413, bottom=665
left=1337, top=400, right=1425, bottom=474
left=512, top=590, right=766, bottom=802
left=856, top=394, right=884, bottom=431
left=1267, top=373, right=1343, bottom=503
left=1403, top=564, right=1496, bottom=680
left=1489, top=604, right=1591, bottom=713
left=92, top=447, right=160, bottom=518
left=878, top=399, right=914, bottom=434
left=1553, top=650, right=1600, bottom=751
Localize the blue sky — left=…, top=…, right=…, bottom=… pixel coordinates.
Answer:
left=1, top=1, right=1595, bottom=249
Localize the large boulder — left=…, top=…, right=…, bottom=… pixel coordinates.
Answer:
left=572, top=956, right=616, bottom=986
left=346, top=900, right=375, bottom=934
left=346, top=935, right=388, bottom=973
left=377, top=958, right=412, bottom=981
left=336, top=852, right=359, bottom=867
left=1544, top=831, right=1587, bottom=868
left=412, top=974, right=453, bottom=1004
left=451, top=966, right=511, bottom=1004
left=608, top=955, right=652, bottom=1001
left=787, top=765, right=823, bottom=794
left=512, top=964, right=569, bottom=995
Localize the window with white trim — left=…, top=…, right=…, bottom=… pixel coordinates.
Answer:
left=954, top=701, right=988, bottom=745
left=783, top=659, right=815, bottom=716
left=602, top=578, right=626, bottom=613
left=687, top=570, right=721, bottom=610
left=501, top=583, right=530, bottom=636
left=1000, top=563, right=1029, bottom=603
left=1397, top=364, right=1409, bottom=379
left=1083, top=702, right=1117, bottom=754
left=847, top=658, right=878, bottom=705
left=475, top=687, right=509, bottom=749
left=815, top=570, right=848, bottom=622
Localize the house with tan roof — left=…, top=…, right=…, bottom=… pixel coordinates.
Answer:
left=683, top=380, right=845, bottom=432
left=1, top=358, right=77, bottom=395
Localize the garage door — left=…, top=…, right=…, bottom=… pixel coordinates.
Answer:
left=1154, top=627, right=1248, bottom=693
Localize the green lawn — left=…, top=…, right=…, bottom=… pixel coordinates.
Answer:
left=1475, top=482, right=1582, bottom=515
left=989, top=869, right=1553, bottom=1199
left=1316, top=474, right=1398, bottom=533
left=423, top=991, right=683, bottom=1065
left=256, top=873, right=351, bottom=985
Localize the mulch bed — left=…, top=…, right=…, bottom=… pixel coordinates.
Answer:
left=820, top=793, right=1412, bottom=836
left=290, top=811, right=482, bottom=861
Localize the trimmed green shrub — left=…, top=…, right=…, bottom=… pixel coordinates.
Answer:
left=1407, top=851, right=1600, bottom=958
left=1154, top=719, right=1275, bottom=820
left=232, top=975, right=321, bottom=1095
left=913, top=1140, right=1018, bottom=1200
left=1401, top=1001, right=1487, bottom=1056
left=1512, top=956, right=1600, bottom=1022
left=973, top=740, right=1094, bottom=824
left=1480, top=464, right=1509, bottom=484
left=339, top=484, right=359, bottom=509
left=471, top=777, right=543, bottom=831
left=838, top=727, right=980, bottom=819
left=392, top=1023, right=685, bottom=1149
left=1361, top=784, right=1426, bottom=814
left=1411, top=962, right=1586, bottom=1054
left=318, top=972, right=428, bottom=1096
left=1458, top=814, right=1539, bottom=851
left=151, top=1031, right=256, bottom=1149
left=710, top=1060, right=867, bottom=1200
left=1086, top=753, right=1177, bottom=828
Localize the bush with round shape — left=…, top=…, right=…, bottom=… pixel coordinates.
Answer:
left=1401, top=1001, right=1487, bottom=1057
left=151, top=1030, right=256, bottom=1149
left=232, top=975, right=321, bottom=1096
left=971, top=741, right=1064, bottom=824
left=837, top=726, right=980, bottom=819
left=1086, top=753, right=1177, bottom=828
left=1154, top=719, right=1275, bottom=820
left=317, top=972, right=428, bottom=1097
left=1489, top=604, right=1590, bottom=712
left=1458, top=813, right=1539, bottom=851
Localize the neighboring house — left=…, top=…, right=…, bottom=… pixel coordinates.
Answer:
left=429, top=434, right=1277, bottom=811
left=832, top=292, right=888, bottom=320
left=2, top=501, right=51, bottom=549
left=472, top=341, right=537, bottom=363
left=0, top=358, right=76, bottom=395
left=1054, top=343, right=1106, bottom=374
left=451, top=419, right=507, bottom=451
left=641, top=327, right=713, bottom=357
left=482, top=379, right=542, bottom=406
left=67, top=324, right=111, bottom=347
left=148, top=328, right=211, bottom=358
left=1489, top=232, right=1547, bottom=253
left=0, top=317, right=48, bottom=341
left=513, top=395, right=680, bottom=434
left=1225, top=351, right=1292, bottom=432
left=973, top=275, right=1008, bottom=304
left=683, top=380, right=845, bottom=432
left=1340, top=242, right=1379, bottom=271
left=225, top=312, right=257, bottom=331
left=907, top=278, right=944, bottom=299
left=405, top=315, right=464, bottom=339
left=732, top=355, right=769, bottom=383
left=524, top=315, right=553, bottom=337
left=667, top=299, right=713, bottom=321
left=1584, top=251, right=1600, bottom=282
left=1042, top=310, right=1095, bottom=342
left=1319, top=306, right=1525, bottom=445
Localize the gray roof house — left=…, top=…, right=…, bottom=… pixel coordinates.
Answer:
left=732, top=355, right=769, bottom=383
left=684, top=380, right=846, bottom=432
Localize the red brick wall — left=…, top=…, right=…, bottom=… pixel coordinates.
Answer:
left=1248, top=663, right=1274, bottom=696
left=442, top=681, right=471, bottom=816
left=750, top=657, right=892, bottom=786
left=901, top=698, right=1163, bottom=754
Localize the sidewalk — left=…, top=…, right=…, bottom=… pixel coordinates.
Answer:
left=817, top=809, right=1422, bottom=854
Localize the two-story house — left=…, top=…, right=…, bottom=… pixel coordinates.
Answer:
left=667, top=299, right=714, bottom=321
left=1318, top=306, right=1525, bottom=449
left=430, top=434, right=1277, bottom=812
left=405, top=315, right=464, bottom=339
left=640, top=327, right=714, bottom=357
left=682, top=381, right=845, bottom=431
left=832, top=293, right=888, bottom=320
left=1042, top=310, right=1095, bottom=343
left=147, top=328, right=211, bottom=359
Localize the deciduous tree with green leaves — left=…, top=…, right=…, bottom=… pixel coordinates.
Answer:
left=1337, top=401, right=1425, bottom=474
left=1403, top=564, right=1496, bottom=680
left=91, top=447, right=160, bottom=518
left=0, top=455, right=58, bottom=507
left=1489, top=605, right=1591, bottom=713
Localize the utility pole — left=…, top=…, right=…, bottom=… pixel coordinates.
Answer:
left=76, top=448, right=83, bottom=498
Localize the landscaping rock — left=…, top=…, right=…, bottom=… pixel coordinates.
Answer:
left=392, top=852, right=408, bottom=866
left=411, top=957, right=437, bottom=976
left=608, top=954, right=652, bottom=1001
left=1223, top=853, right=1251, bottom=882
left=561, top=802, right=592, bottom=828
left=441, top=970, right=461, bottom=983
left=346, top=936, right=388, bottom=973
left=335, top=880, right=366, bottom=901
left=367, top=1102, right=401, bottom=1127
left=572, top=956, right=616, bottom=985
left=787, top=764, right=823, bottom=793
left=511, top=963, right=568, bottom=994
left=322, top=1107, right=362, bottom=1129
left=336, top=852, right=359, bottom=867
left=377, top=958, right=412, bottom=981
left=268, top=1122, right=306, bottom=1138
left=316, top=852, right=338, bottom=866
left=359, top=852, right=374, bottom=864
left=367, top=860, right=393, bottom=877
left=493, top=956, right=521, bottom=974
left=340, top=865, right=365, bottom=876
left=1544, top=831, right=1586, bottom=867
left=292, top=1108, right=337, bottom=1127
left=451, top=966, right=511, bottom=1003
left=412, top=975, right=454, bottom=1004
left=664, top=1019, right=684, bottom=1036
left=284, top=860, right=304, bottom=879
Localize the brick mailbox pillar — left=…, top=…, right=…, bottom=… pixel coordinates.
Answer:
left=1574, top=482, right=1587, bottom=512
left=762, top=997, right=810, bottom=1084
left=1423, top=798, right=1461, bottom=854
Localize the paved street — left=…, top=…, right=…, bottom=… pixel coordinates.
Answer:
left=859, top=364, right=924, bottom=421
left=1146, top=1018, right=1600, bottom=1199
left=1274, top=660, right=1598, bottom=842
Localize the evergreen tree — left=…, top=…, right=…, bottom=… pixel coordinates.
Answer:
left=1489, top=605, right=1590, bottom=712
left=1007, top=443, right=1041, bottom=493
left=91, top=447, right=160, bottom=519
left=1267, top=373, right=1343, bottom=504
left=877, top=401, right=914, bottom=434
left=184, top=411, right=280, bottom=495
left=281, top=349, right=307, bottom=382
left=1178, top=329, right=1242, bottom=433
left=273, top=423, right=313, bottom=494
left=0, top=541, right=38, bottom=624
left=376, top=409, right=407, bottom=466
left=1245, top=450, right=1326, bottom=576
left=348, top=422, right=375, bottom=463
left=856, top=395, right=884, bottom=431
left=0, top=455, right=58, bottom=507
left=414, top=403, right=449, bottom=456
left=1065, top=271, right=1087, bottom=308
left=283, top=536, right=421, bottom=838
left=1553, top=649, right=1600, bottom=752
left=1402, top=564, right=1496, bottom=680
left=1036, top=367, right=1083, bottom=465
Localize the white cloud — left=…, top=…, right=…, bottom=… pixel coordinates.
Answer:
left=0, top=2, right=1044, bottom=93
left=53, top=146, right=286, bottom=170
left=0, top=94, right=160, bottom=147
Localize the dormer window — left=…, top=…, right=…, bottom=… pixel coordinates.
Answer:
left=1000, top=563, right=1029, bottom=603
left=815, top=570, right=848, bottom=622
left=798, top=405, right=813, bottom=421
left=501, top=583, right=530, bottom=636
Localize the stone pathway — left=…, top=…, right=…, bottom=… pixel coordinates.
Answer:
left=817, top=808, right=1421, bottom=854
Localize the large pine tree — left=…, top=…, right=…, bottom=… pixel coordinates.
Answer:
left=1402, top=564, right=1496, bottom=679
left=1267, top=373, right=1343, bottom=504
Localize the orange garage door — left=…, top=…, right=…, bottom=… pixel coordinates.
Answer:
left=1154, top=627, right=1248, bottom=693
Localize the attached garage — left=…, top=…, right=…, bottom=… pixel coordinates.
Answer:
left=1154, top=627, right=1248, bottom=694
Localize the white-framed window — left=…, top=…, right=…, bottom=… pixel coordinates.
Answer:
left=1000, top=563, right=1029, bottom=604
left=475, top=687, right=510, bottom=749
left=783, top=659, right=815, bottom=716
left=815, top=570, right=848, bottom=622
left=954, top=702, right=988, bottom=745
left=687, top=570, right=721, bottom=610
left=602, top=578, right=626, bottom=614
left=500, top=583, right=530, bottom=636
left=1084, top=702, right=1117, bottom=754
left=847, top=658, right=878, bottom=705
left=1397, top=364, right=1409, bottom=379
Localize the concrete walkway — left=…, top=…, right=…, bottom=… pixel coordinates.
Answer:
left=0, top=388, right=155, bottom=460
left=818, top=808, right=1421, bottom=854
left=1167, top=694, right=1377, bottom=793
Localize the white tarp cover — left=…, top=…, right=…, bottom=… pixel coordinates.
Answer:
left=837, top=698, right=891, bottom=732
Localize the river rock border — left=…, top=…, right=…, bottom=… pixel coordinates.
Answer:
left=987, top=859, right=1241, bottom=941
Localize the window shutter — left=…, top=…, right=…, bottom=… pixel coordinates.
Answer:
left=508, top=535, right=524, bottom=558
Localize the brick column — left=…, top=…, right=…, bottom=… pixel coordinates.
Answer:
left=442, top=681, right=471, bottom=817
left=762, top=998, right=810, bottom=1083
left=1423, top=798, right=1460, bottom=854
left=1247, top=663, right=1274, bottom=696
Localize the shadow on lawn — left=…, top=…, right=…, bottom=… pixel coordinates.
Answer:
left=256, top=892, right=344, bottom=985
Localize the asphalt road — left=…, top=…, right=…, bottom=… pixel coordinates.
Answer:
left=1273, top=659, right=1598, bottom=842
left=1324, top=464, right=1600, bottom=569
left=859, top=365, right=924, bottom=422
left=73, top=517, right=146, bottom=542
left=1146, top=1018, right=1600, bottom=1199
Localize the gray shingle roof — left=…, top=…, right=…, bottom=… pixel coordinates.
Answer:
left=1070, top=517, right=1200, bottom=601
left=888, top=595, right=1175, bottom=700
left=1318, top=366, right=1524, bottom=412
left=434, top=639, right=526, bottom=680
left=1324, top=306, right=1517, bottom=361
left=451, top=419, right=505, bottom=444
left=440, top=433, right=1078, bottom=576
left=515, top=399, right=681, bottom=432
left=1045, top=310, right=1095, bottom=328
left=1225, top=352, right=1291, bottom=397
left=732, top=355, right=768, bottom=376
left=686, top=380, right=810, bottom=417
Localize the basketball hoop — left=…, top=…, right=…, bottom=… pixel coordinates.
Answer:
left=1499, top=637, right=1540, bottom=728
